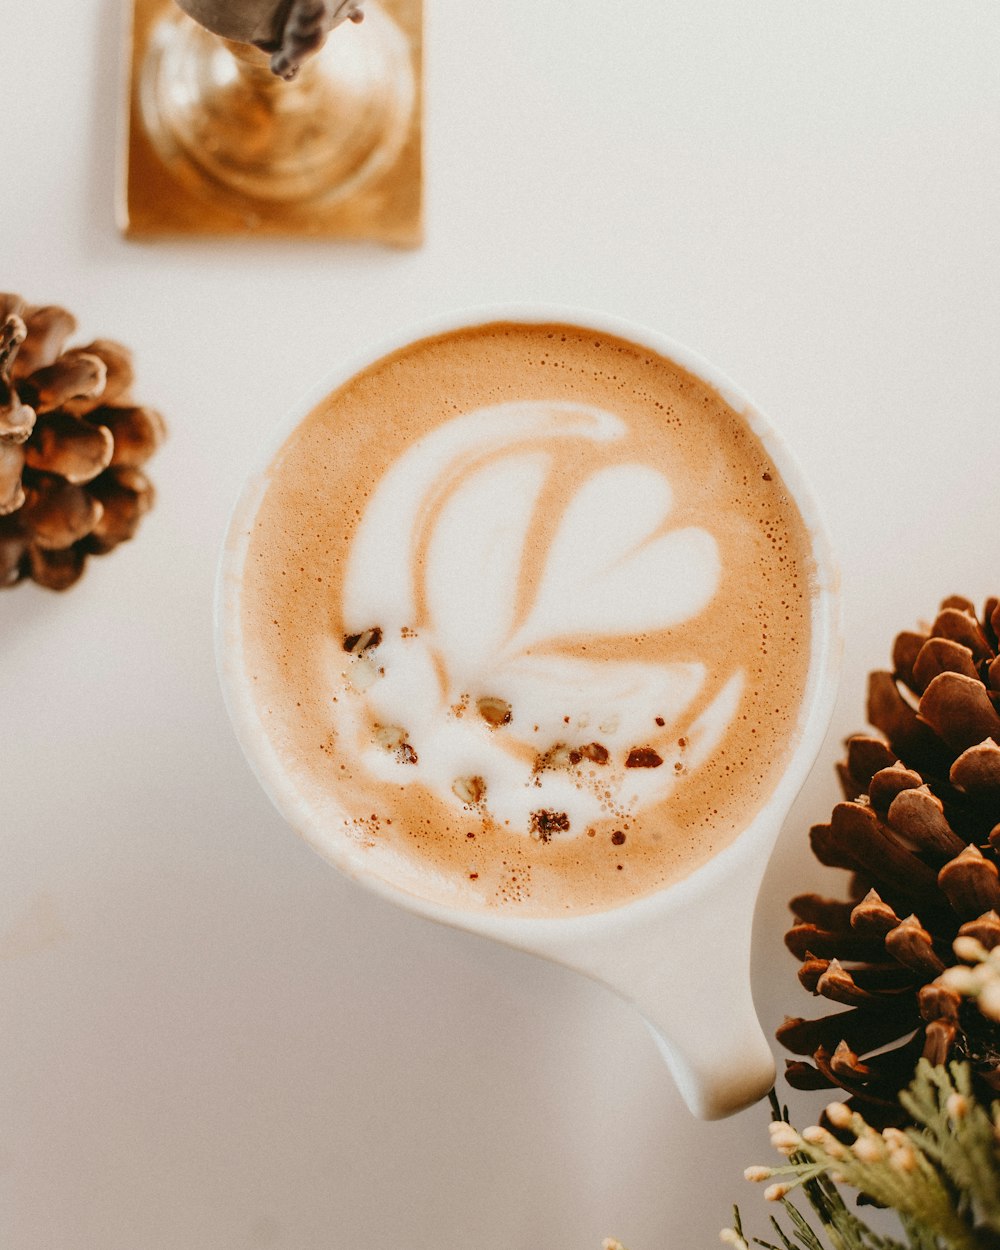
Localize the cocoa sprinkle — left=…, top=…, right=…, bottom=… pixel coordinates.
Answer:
left=569, top=742, right=610, bottom=766
left=530, top=810, right=570, bottom=842
left=452, top=774, right=486, bottom=805
left=343, top=626, right=382, bottom=654
left=477, top=695, right=512, bottom=727
left=625, top=747, right=663, bottom=769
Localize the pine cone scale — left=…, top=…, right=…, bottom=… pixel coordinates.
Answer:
left=0, top=519, right=26, bottom=585
left=844, top=736, right=898, bottom=793
left=885, top=787, right=966, bottom=861
left=28, top=543, right=85, bottom=591
left=798, top=955, right=917, bottom=996
left=66, top=339, right=133, bottom=412
left=931, top=608, right=992, bottom=662
left=892, top=631, right=927, bottom=689
left=785, top=922, right=889, bottom=962
left=0, top=311, right=35, bottom=443
left=815, top=802, right=942, bottom=906
left=938, top=845, right=1000, bottom=917
left=26, top=351, right=107, bottom=415
left=21, top=478, right=103, bottom=550
left=958, top=911, right=1000, bottom=948
left=921, top=1018, right=956, bottom=1065
left=0, top=311, right=26, bottom=376
left=23, top=413, right=114, bottom=484
left=868, top=671, right=950, bottom=775
left=918, top=981, right=960, bottom=1024
left=850, top=889, right=901, bottom=935
left=777, top=1005, right=920, bottom=1058
left=911, top=637, right=979, bottom=690
left=784, top=1059, right=834, bottom=1091
left=918, top=671, right=1000, bottom=754
left=950, top=740, right=1000, bottom=795
left=815, top=961, right=878, bottom=1006
left=10, top=305, right=76, bottom=378
left=868, top=764, right=923, bottom=813
left=0, top=442, right=26, bottom=514
left=97, top=406, right=167, bottom=468
left=788, top=893, right=857, bottom=929
left=87, top=467, right=154, bottom=551
left=883, top=915, right=946, bottom=977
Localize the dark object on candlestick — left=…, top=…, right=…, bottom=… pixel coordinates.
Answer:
left=173, top=0, right=365, bottom=79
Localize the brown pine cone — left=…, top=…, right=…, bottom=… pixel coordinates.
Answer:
left=0, top=293, right=165, bottom=590
left=779, top=596, right=1000, bottom=1126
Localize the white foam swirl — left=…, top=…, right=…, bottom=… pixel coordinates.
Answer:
left=332, top=400, right=743, bottom=839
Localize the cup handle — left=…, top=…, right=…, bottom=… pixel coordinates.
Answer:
left=521, top=851, right=776, bottom=1121
left=630, top=877, right=775, bottom=1120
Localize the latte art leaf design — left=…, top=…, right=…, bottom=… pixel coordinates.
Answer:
left=335, top=401, right=745, bottom=840
left=425, top=450, right=548, bottom=680
left=510, top=462, right=721, bottom=652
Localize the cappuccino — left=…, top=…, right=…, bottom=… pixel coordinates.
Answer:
left=238, top=322, right=815, bottom=915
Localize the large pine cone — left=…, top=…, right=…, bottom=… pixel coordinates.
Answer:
left=779, top=596, right=1000, bottom=1126
left=0, top=293, right=165, bottom=590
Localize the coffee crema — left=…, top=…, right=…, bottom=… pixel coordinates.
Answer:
left=239, top=322, right=815, bottom=915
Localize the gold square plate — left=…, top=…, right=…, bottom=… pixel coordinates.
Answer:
left=119, top=0, right=423, bottom=245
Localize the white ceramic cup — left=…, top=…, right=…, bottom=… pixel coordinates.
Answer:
left=216, top=306, right=841, bottom=1121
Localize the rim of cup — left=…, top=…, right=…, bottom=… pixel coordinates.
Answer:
left=215, top=303, right=842, bottom=938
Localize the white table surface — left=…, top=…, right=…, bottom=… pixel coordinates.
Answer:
left=4, top=3, right=1000, bottom=1246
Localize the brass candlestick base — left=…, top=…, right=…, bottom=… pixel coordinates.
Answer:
left=120, top=0, right=423, bottom=243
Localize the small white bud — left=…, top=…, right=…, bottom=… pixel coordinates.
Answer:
left=768, top=1122, right=801, bottom=1155
left=800, top=1125, right=843, bottom=1157
left=940, top=966, right=981, bottom=995
left=852, top=1136, right=884, bottom=1164
left=720, top=1231, right=749, bottom=1249
left=888, top=1144, right=917, bottom=1173
left=744, top=1166, right=772, bottom=1183
left=947, top=1093, right=970, bottom=1120
left=979, top=980, right=1000, bottom=1022
left=764, top=1182, right=791, bottom=1202
left=824, top=1101, right=853, bottom=1130
left=954, top=935, right=989, bottom=964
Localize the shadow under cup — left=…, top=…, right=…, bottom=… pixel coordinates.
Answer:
left=216, top=307, right=841, bottom=1120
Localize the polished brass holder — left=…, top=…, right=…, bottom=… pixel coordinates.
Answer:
left=120, top=0, right=422, bottom=243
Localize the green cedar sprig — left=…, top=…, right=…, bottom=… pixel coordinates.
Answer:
left=726, top=1063, right=1000, bottom=1250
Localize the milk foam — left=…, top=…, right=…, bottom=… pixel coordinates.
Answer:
left=240, top=321, right=814, bottom=915
left=333, top=400, right=743, bottom=840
